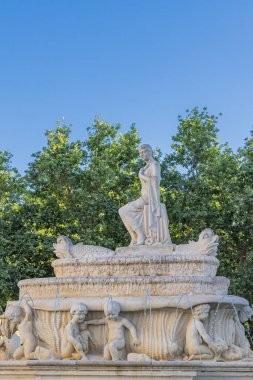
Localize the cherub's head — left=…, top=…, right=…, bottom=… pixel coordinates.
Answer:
left=193, top=304, right=210, bottom=321
left=70, top=303, right=88, bottom=324
left=239, top=306, right=253, bottom=323
left=139, top=144, right=153, bottom=162
left=104, top=298, right=121, bottom=321
left=10, top=306, right=23, bottom=324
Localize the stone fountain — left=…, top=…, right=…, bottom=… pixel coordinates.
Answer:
left=0, top=143, right=253, bottom=379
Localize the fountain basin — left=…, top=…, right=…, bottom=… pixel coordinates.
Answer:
left=18, top=275, right=229, bottom=298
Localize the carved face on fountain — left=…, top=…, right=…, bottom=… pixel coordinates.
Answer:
left=139, top=144, right=153, bottom=162
left=70, top=303, right=88, bottom=323
left=104, top=299, right=121, bottom=321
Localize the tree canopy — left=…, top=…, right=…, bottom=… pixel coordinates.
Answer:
left=0, top=109, right=252, bottom=309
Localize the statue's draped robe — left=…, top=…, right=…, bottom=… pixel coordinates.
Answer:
left=119, top=161, right=171, bottom=245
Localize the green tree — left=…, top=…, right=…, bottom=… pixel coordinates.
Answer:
left=161, top=107, right=242, bottom=281
left=229, top=131, right=253, bottom=302
left=0, top=119, right=141, bottom=308
left=0, top=151, right=26, bottom=306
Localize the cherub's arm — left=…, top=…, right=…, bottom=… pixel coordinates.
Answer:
left=23, top=300, right=33, bottom=322
left=122, top=318, right=140, bottom=345
left=196, top=320, right=216, bottom=351
left=85, top=318, right=107, bottom=326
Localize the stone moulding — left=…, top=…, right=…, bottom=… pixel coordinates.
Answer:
left=9, top=294, right=248, bottom=312
left=52, top=254, right=220, bottom=278
left=0, top=360, right=253, bottom=380
left=18, top=275, right=229, bottom=298
left=115, top=245, right=175, bottom=255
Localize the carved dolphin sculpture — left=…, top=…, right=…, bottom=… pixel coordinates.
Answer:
left=175, top=228, right=219, bottom=256
left=53, top=236, right=115, bottom=259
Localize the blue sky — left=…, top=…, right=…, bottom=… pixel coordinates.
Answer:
left=0, top=0, right=253, bottom=172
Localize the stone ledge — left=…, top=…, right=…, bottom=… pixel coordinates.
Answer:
left=0, top=360, right=252, bottom=379
left=18, top=275, right=229, bottom=298
left=52, top=254, right=220, bottom=278
left=116, top=245, right=175, bottom=255
left=9, top=294, right=248, bottom=312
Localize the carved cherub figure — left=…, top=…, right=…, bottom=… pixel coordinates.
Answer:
left=91, top=298, right=140, bottom=361
left=184, top=304, right=225, bottom=360
left=234, top=305, right=253, bottom=359
left=10, top=301, right=37, bottom=360
left=61, top=303, right=96, bottom=360
left=220, top=306, right=253, bottom=361
left=0, top=318, right=8, bottom=360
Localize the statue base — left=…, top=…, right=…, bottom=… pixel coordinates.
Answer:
left=1, top=360, right=253, bottom=379
left=115, top=245, right=174, bottom=255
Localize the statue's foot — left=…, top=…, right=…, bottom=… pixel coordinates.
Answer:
left=134, top=240, right=145, bottom=246
left=80, top=354, right=89, bottom=361
left=135, top=228, right=145, bottom=245
left=72, top=353, right=83, bottom=360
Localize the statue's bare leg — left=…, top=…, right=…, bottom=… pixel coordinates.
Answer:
left=13, top=346, right=24, bottom=360
left=72, top=352, right=88, bottom=360
left=188, top=345, right=214, bottom=360
left=135, top=226, right=145, bottom=245
left=109, top=339, right=125, bottom=361
left=61, top=342, right=74, bottom=359
left=119, top=199, right=145, bottom=246
left=125, top=223, right=137, bottom=245
left=27, top=351, right=37, bottom=360
left=23, top=340, right=37, bottom=360
left=103, top=344, right=111, bottom=360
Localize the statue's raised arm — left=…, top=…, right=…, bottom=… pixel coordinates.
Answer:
left=119, top=144, right=171, bottom=246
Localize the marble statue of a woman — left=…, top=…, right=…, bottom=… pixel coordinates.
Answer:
left=119, top=144, right=171, bottom=246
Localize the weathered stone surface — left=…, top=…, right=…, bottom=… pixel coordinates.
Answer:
left=0, top=360, right=253, bottom=379
left=18, top=275, right=229, bottom=298
left=52, top=253, right=219, bottom=278
left=53, top=236, right=115, bottom=259
left=6, top=299, right=249, bottom=361
left=8, top=294, right=249, bottom=312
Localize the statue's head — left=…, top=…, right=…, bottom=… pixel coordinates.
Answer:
left=53, top=236, right=73, bottom=258
left=104, top=297, right=121, bottom=320
left=239, top=305, right=253, bottom=323
left=70, top=302, right=88, bottom=323
left=193, top=304, right=210, bottom=321
left=139, top=144, right=153, bottom=162
left=10, top=306, right=23, bottom=324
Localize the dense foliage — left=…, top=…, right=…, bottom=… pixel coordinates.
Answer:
left=0, top=109, right=252, bottom=311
